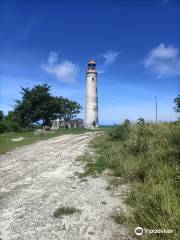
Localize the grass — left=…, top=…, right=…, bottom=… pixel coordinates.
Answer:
left=77, top=153, right=110, bottom=177
left=81, top=122, right=180, bottom=240
left=53, top=206, right=80, bottom=218
left=0, top=125, right=111, bottom=155
left=112, top=212, right=129, bottom=225
left=0, top=128, right=91, bottom=154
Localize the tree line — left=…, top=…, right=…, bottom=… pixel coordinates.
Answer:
left=0, top=85, right=179, bottom=134
left=0, top=84, right=82, bottom=133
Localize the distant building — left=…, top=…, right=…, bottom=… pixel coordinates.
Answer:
left=51, top=118, right=83, bottom=129
left=85, top=59, right=99, bottom=128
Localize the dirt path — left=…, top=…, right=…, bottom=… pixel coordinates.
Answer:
left=0, top=132, right=128, bottom=240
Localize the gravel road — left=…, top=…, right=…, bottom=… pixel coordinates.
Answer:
left=0, top=132, right=128, bottom=240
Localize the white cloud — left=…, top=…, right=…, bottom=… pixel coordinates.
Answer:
left=41, top=51, right=79, bottom=82
left=144, top=43, right=180, bottom=78
left=102, top=50, right=119, bottom=65
left=48, top=51, right=58, bottom=65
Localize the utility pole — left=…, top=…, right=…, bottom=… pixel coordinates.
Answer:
left=155, top=96, right=157, bottom=124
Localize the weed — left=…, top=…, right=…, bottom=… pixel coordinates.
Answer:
left=53, top=206, right=80, bottom=218
left=78, top=152, right=110, bottom=177
left=108, top=125, right=129, bottom=141
left=112, top=212, right=129, bottom=225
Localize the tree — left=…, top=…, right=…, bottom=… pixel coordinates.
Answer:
left=0, top=111, right=4, bottom=121
left=14, top=84, right=82, bottom=127
left=174, top=95, right=180, bottom=112
left=14, top=84, right=57, bottom=127
left=5, top=111, right=16, bottom=121
left=53, top=97, right=82, bottom=122
left=123, top=119, right=131, bottom=127
left=62, top=98, right=82, bottom=122
left=137, top=117, right=145, bottom=125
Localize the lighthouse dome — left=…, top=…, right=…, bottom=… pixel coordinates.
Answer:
left=88, top=59, right=96, bottom=64
left=87, top=59, right=96, bottom=72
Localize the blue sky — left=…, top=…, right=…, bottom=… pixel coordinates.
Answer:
left=0, top=0, right=179, bottom=124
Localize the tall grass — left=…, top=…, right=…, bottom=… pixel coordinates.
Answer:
left=91, top=121, right=180, bottom=239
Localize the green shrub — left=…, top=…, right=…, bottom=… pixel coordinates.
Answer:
left=0, top=120, right=22, bottom=133
left=129, top=181, right=180, bottom=239
left=26, top=123, right=40, bottom=131
left=91, top=122, right=180, bottom=239
left=0, top=121, right=9, bottom=133
left=122, top=124, right=152, bottom=156
left=123, top=119, right=131, bottom=127
left=108, top=125, right=129, bottom=141
left=10, top=121, right=21, bottom=132
left=0, top=110, right=4, bottom=121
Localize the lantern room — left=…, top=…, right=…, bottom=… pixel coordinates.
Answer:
left=87, top=59, right=96, bottom=71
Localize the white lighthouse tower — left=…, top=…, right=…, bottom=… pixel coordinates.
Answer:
left=85, top=59, right=98, bottom=128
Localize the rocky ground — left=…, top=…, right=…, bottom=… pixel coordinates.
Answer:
left=0, top=132, right=129, bottom=240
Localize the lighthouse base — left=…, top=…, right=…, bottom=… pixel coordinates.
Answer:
left=85, top=122, right=99, bottom=129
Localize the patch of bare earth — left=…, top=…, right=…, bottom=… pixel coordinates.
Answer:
left=0, top=132, right=129, bottom=240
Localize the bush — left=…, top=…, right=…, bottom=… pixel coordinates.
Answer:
left=109, top=125, right=129, bottom=141
left=0, top=110, right=4, bottom=121
left=0, top=120, right=21, bottom=133
left=26, top=123, right=40, bottom=131
left=123, top=119, right=131, bottom=127
left=92, top=122, right=180, bottom=239
left=0, top=121, right=9, bottom=133
left=10, top=121, right=21, bottom=132
left=122, top=124, right=152, bottom=156
left=129, top=181, right=179, bottom=239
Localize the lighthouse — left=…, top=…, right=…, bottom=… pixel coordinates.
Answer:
left=85, top=59, right=98, bottom=128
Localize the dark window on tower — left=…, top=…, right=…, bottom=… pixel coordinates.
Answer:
left=92, top=77, right=94, bottom=81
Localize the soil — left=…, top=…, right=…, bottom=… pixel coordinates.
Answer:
left=0, top=132, right=129, bottom=240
